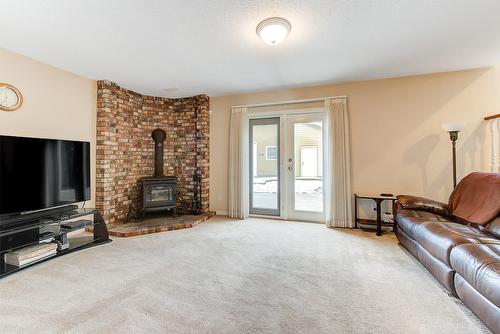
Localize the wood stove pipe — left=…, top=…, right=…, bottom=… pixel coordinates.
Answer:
left=151, top=128, right=166, bottom=177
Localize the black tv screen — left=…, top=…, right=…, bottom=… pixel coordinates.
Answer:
left=0, top=135, right=90, bottom=216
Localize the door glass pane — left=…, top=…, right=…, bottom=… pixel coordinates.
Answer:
left=146, top=185, right=174, bottom=202
left=294, top=122, right=323, bottom=212
left=251, top=122, right=279, bottom=211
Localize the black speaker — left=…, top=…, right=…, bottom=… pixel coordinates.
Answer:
left=0, top=228, right=39, bottom=252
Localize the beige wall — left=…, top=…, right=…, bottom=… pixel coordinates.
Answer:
left=0, top=48, right=97, bottom=206
left=210, top=67, right=499, bottom=214
left=2, top=47, right=496, bottom=216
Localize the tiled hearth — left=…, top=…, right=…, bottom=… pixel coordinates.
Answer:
left=87, top=212, right=216, bottom=237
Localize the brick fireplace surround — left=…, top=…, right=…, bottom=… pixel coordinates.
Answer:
left=96, top=81, right=209, bottom=224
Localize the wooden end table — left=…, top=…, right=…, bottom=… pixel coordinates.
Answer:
left=354, top=194, right=397, bottom=236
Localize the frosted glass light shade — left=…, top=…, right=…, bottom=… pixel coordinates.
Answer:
left=256, top=17, right=291, bottom=45
left=441, top=122, right=465, bottom=132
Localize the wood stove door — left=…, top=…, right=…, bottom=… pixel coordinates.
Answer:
left=144, top=184, right=176, bottom=208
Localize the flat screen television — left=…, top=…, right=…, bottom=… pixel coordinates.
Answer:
left=0, top=135, right=90, bottom=216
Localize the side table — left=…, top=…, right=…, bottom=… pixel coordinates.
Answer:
left=354, top=194, right=397, bottom=236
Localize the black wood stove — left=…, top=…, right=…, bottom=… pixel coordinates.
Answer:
left=141, top=129, right=177, bottom=219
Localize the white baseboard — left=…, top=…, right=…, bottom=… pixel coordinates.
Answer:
left=215, top=211, right=228, bottom=216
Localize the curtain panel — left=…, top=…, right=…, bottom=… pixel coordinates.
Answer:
left=325, top=98, right=353, bottom=228
left=228, top=107, right=250, bottom=219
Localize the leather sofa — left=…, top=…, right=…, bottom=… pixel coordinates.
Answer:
left=395, top=172, right=500, bottom=333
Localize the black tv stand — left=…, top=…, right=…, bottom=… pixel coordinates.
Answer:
left=0, top=208, right=111, bottom=278
left=2, top=204, right=79, bottom=222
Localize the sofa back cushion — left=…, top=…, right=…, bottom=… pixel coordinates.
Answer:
left=448, top=172, right=500, bottom=225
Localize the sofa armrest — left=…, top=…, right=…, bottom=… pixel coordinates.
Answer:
left=397, top=195, right=450, bottom=217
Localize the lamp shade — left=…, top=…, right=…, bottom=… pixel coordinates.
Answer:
left=441, top=122, right=465, bottom=132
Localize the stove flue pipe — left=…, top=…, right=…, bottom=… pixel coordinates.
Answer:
left=151, top=128, right=166, bottom=177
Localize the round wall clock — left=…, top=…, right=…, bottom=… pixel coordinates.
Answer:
left=0, top=83, right=23, bottom=112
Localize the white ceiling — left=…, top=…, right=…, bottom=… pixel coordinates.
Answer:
left=1, top=0, right=500, bottom=98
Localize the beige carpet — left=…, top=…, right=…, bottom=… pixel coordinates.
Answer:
left=0, top=217, right=487, bottom=333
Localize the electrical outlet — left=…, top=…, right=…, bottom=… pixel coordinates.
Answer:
left=217, top=195, right=223, bottom=201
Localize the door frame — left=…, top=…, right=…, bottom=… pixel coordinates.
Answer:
left=249, top=117, right=281, bottom=216
left=249, top=107, right=328, bottom=222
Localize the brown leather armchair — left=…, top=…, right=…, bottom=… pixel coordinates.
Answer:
left=395, top=172, right=500, bottom=333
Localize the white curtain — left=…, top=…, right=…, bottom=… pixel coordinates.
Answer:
left=325, top=98, right=353, bottom=228
left=228, top=107, right=250, bottom=219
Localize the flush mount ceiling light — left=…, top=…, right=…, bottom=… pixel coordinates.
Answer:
left=256, top=17, right=291, bottom=46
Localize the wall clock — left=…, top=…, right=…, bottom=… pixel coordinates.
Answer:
left=0, top=83, right=23, bottom=112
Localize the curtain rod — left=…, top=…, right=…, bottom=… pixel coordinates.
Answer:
left=231, top=96, right=347, bottom=109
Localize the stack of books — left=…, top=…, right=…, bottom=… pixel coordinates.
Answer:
left=4, top=243, right=57, bottom=267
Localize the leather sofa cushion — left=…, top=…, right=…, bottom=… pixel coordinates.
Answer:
left=450, top=244, right=500, bottom=308
left=448, top=172, right=500, bottom=225
left=455, top=274, right=500, bottom=334
left=396, top=227, right=419, bottom=259
left=416, top=244, right=456, bottom=295
left=485, top=217, right=500, bottom=239
left=395, top=209, right=448, bottom=239
left=414, top=221, right=499, bottom=266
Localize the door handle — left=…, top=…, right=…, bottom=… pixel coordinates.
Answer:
left=288, top=166, right=292, bottom=171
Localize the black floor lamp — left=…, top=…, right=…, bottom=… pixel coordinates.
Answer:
left=441, top=122, right=465, bottom=188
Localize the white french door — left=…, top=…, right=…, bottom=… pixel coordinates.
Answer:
left=285, top=113, right=325, bottom=222
left=249, top=111, right=326, bottom=222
